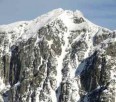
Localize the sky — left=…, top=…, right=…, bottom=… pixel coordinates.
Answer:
left=0, top=0, right=116, bottom=30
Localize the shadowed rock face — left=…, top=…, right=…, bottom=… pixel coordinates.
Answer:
left=0, top=9, right=116, bottom=102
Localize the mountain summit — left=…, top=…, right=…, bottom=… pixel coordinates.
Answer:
left=0, top=8, right=116, bottom=102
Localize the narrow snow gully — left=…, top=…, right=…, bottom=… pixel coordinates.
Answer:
left=56, top=31, right=70, bottom=101
left=56, top=32, right=69, bottom=87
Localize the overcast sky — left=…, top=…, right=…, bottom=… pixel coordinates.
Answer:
left=0, top=0, right=116, bottom=30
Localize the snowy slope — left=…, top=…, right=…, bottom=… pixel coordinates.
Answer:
left=0, top=8, right=116, bottom=102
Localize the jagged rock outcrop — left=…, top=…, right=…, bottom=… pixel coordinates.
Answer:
left=0, top=8, right=116, bottom=102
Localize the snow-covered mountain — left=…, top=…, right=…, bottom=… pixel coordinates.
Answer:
left=0, top=8, right=116, bottom=102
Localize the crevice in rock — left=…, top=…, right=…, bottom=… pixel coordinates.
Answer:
left=9, top=45, right=21, bottom=86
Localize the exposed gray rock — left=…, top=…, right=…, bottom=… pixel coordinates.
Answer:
left=0, top=9, right=115, bottom=102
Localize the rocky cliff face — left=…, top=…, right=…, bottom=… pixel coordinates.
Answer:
left=0, top=8, right=116, bottom=102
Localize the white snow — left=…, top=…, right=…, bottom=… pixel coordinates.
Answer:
left=35, top=88, right=40, bottom=102
left=14, top=81, right=20, bottom=88
left=69, top=63, right=76, bottom=78
left=0, top=8, right=116, bottom=102
left=0, top=8, right=64, bottom=44
left=47, top=40, right=53, bottom=49
left=71, top=79, right=80, bottom=101
left=74, top=10, right=84, bottom=18
left=0, top=77, right=10, bottom=95
left=0, top=78, right=5, bottom=92
left=56, top=31, right=69, bottom=87
left=47, top=81, right=57, bottom=102
left=20, top=8, right=64, bottom=41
